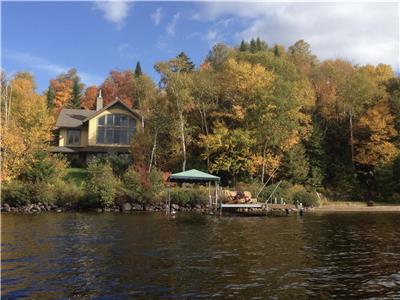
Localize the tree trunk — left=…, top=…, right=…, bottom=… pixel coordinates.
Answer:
left=177, top=103, right=186, bottom=171
left=148, top=130, right=158, bottom=173
left=261, top=141, right=268, bottom=184
left=201, top=104, right=210, bottom=170
left=349, top=108, right=354, bottom=164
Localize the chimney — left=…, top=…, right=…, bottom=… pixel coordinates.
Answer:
left=96, top=89, right=103, bottom=111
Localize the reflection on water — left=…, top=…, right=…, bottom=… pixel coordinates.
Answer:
left=2, top=212, right=400, bottom=299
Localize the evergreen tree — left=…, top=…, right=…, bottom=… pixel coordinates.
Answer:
left=176, top=52, right=195, bottom=72
left=256, top=38, right=267, bottom=51
left=239, top=40, right=248, bottom=51
left=249, top=39, right=257, bottom=53
left=71, top=76, right=83, bottom=108
left=46, top=85, right=55, bottom=108
left=135, top=61, right=142, bottom=78
left=273, top=44, right=284, bottom=57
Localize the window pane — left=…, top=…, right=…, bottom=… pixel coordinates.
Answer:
left=114, top=115, right=121, bottom=126
left=68, top=134, right=74, bottom=145
left=67, top=130, right=80, bottom=145
left=113, top=129, right=121, bottom=143
left=129, top=117, right=136, bottom=128
left=97, top=127, right=105, bottom=143
left=121, top=115, right=128, bottom=126
left=106, top=128, right=113, bottom=144
left=107, top=115, right=113, bottom=125
left=98, top=116, right=105, bottom=125
left=120, top=129, right=128, bottom=144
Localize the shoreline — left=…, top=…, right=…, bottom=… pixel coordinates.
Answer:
left=311, top=205, right=400, bottom=212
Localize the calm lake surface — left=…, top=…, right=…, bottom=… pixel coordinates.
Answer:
left=2, top=212, right=400, bottom=299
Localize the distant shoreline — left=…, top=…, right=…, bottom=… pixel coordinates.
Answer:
left=311, top=205, right=400, bottom=212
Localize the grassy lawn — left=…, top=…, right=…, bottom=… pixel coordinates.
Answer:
left=65, top=168, right=88, bottom=186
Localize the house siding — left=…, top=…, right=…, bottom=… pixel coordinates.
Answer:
left=58, top=128, right=88, bottom=147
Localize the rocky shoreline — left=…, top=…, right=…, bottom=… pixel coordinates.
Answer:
left=0, top=202, right=210, bottom=214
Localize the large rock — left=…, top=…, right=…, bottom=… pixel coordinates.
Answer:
left=132, top=203, right=143, bottom=211
left=171, top=204, right=180, bottom=211
left=31, top=205, right=41, bottom=213
left=121, top=202, right=132, bottom=212
left=2, top=203, right=11, bottom=212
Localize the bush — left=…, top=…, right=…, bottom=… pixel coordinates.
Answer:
left=121, top=168, right=165, bottom=204
left=168, top=186, right=208, bottom=207
left=20, top=151, right=68, bottom=184
left=106, top=154, right=131, bottom=176
left=2, top=181, right=31, bottom=206
left=292, top=190, right=320, bottom=207
left=259, top=180, right=292, bottom=203
left=85, top=160, right=120, bottom=208
left=54, top=181, right=86, bottom=208
left=147, top=170, right=165, bottom=203
left=121, top=168, right=144, bottom=203
left=2, top=180, right=56, bottom=206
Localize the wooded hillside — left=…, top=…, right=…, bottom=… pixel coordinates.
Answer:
left=2, top=39, right=399, bottom=202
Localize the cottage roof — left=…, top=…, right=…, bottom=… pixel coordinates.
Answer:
left=55, top=109, right=95, bottom=128
left=55, top=99, right=141, bottom=129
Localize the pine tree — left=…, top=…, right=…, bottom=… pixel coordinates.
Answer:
left=135, top=61, right=142, bottom=78
left=46, top=85, right=55, bottom=108
left=71, top=76, right=83, bottom=108
left=249, top=39, right=257, bottom=53
left=176, top=52, right=195, bottom=72
left=256, top=37, right=262, bottom=51
left=239, top=40, right=248, bottom=52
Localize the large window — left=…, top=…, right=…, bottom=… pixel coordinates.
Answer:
left=96, top=114, right=136, bottom=145
left=67, top=130, right=80, bottom=145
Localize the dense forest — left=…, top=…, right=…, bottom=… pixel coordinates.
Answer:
left=2, top=38, right=400, bottom=203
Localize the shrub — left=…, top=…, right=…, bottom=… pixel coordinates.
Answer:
left=107, top=154, right=132, bottom=176
left=85, top=160, right=119, bottom=207
left=168, top=186, right=208, bottom=207
left=54, top=181, right=86, bottom=208
left=259, top=180, right=292, bottom=203
left=2, top=181, right=31, bottom=206
left=147, top=170, right=165, bottom=203
left=292, top=190, right=320, bottom=207
left=121, top=168, right=144, bottom=203
left=2, top=181, right=56, bottom=206
left=20, top=151, right=68, bottom=183
left=121, top=168, right=165, bottom=204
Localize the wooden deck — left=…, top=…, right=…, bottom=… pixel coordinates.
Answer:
left=220, top=203, right=265, bottom=208
left=220, top=203, right=296, bottom=209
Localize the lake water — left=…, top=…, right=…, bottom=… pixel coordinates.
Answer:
left=2, top=212, right=400, bottom=299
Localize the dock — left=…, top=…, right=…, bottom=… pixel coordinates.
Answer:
left=219, top=203, right=296, bottom=215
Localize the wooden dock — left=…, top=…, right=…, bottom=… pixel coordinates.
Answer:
left=219, top=203, right=296, bottom=215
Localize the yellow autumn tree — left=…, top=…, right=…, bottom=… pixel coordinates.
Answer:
left=355, top=99, right=399, bottom=166
left=1, top=73, right=54, bottom=181
left=220, top=58, right=275, bottom=120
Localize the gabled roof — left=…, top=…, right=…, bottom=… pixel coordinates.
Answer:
left=169, top=169, right=220, bottom=183
left=82, top=99, right=142, bottom=122
left=55, top=99, right=142, bottom=129
left=55, top=109, right=95, bottom=128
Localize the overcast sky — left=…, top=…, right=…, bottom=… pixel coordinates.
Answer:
left=2, top=1, right=399, bottom=91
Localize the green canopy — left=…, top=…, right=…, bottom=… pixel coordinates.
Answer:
left=168, top=169, right=220, bottom=183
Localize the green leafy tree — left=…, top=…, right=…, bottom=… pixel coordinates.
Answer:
left=282, top=143, right=310, bottom=184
